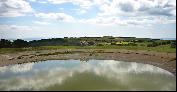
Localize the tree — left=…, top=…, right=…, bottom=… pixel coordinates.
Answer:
left=0, top=39, right=12, bottom=48
left=12, top=39, right=29, bottom=48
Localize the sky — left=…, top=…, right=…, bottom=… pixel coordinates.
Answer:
left=0, top=0, right=176, bottom=39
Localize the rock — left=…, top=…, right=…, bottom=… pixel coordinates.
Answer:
left=8, top=57, right=14, bottom=60
left=17, top=56, right=23, bottom=59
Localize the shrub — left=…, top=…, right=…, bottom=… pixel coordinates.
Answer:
left=171, top=41, right=176, bottom=48
left=147, top=42, right=159, bottom=47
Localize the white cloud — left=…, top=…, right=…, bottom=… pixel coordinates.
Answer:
left=79, top=17, right=124, bottom=26
left=29, top=0, right=36, bottom=2
left=30, top=0, right=176, bottom=17
left=30, top=0, right=176, bottom=26
left=79, top=9, right=87, bottom=14
left=98, top=0, right=176, bottom=18
left=47, top=0, right=94, bottom=9
left=0, top=25, right=35, bottom=39
left=93, top=0, right=111, bottom=5
left=29, top=0, right=94, bottom=16
left=76, top=0, right=176, bottom=26
left=38, top=1, right=48, bottom=4
left=0, top=0, right=175, bottom=30
left=35, top=13, right=75, bottom=22
left=34, top=21, right=51, bottom=25
left=79, top=15, right=176, bottom=26
left=74, top=9, right=87, bottom=15
left=0, top=0, right=33, bottom=17
left=29, top=0, right=48, bottom=4
left=0, top=25, right=32, bottom=31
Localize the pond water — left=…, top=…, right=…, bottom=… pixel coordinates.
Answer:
left=0, top=60, right=176, bottom=91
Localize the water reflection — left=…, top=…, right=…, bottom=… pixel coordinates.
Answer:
left=0, top=63, right=34, bottom=74
left=0, top=60, right=176, bottom=91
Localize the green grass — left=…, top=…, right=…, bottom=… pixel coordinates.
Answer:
left=41, top=45, right=176, bottom=53
left=0, top=45, right=176, bottom=54
left=0, top=48, right=27, bottom=54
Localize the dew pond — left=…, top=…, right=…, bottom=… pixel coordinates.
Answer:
left=0, top=60, right=176, bottom=91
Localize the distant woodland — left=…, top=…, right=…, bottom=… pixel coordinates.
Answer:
left=0, top=36, right=176, bottom=48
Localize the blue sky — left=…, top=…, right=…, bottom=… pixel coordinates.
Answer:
left=0, top=0, right=176, bottom=39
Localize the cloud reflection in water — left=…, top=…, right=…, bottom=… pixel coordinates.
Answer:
left=0, top=60, right=176, bottom=91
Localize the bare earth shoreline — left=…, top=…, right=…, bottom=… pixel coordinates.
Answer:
left=0, top=49, right=176, bottom=75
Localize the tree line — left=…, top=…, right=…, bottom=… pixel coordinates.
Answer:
left=147, top=40, right=176, bottom=48
left=0, top=39, right=29, bottom=48
left=0, top=38, right=85, bottom=48
left=0, top=38, right=176, bottom=48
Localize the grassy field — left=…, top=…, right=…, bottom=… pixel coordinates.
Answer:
left=0, top=45, right=176, bottom=54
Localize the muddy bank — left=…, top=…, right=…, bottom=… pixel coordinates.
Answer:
left=0, top=49, right=176, bottom=75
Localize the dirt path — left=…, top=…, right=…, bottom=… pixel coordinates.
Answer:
left=0, top=49, right=176, bottom=75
